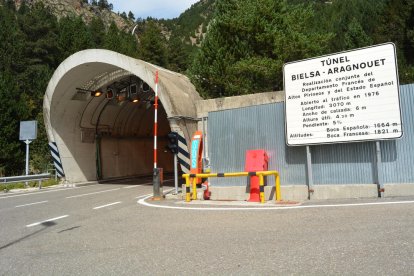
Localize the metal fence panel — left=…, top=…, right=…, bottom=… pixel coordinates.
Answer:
left=380, top=84, right=414, bottom=184
left=208, top=103, right=306, bottom=187
left=208, top=84, right=414, bottom=187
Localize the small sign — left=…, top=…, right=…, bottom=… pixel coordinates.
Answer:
left=19, top=121, right=38, bottom=141
left=283, top=43, right=402, bottom=146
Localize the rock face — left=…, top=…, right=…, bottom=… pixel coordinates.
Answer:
left=14, top=0, right=134, bottom=31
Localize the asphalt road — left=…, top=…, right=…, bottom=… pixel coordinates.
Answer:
left=1, top=179, right=414, bottom=275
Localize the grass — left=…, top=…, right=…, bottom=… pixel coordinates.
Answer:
left=1, top=178, right=60, bottom=192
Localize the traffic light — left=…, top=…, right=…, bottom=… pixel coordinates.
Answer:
left=167, top=132, right=179, bottom=154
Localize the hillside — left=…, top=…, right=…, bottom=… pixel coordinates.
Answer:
left=13, top=0, right=134, bottom=31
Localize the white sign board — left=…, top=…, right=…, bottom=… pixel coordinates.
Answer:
left=284, top=43, right=402, bottom=146
left=19, top=120, right=37, bottom=141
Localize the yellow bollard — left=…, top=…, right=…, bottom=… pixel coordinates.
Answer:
left=192, top=177, right=197, bottom=200
left=259, top=174, right=265, bottom=203
left=275, top=173, right=281, bottom=201
left=185, top=176, right=191, bottom=202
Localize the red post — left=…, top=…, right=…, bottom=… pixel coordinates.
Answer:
left=245, top=150, right=268, bottom=202
left=153, top=71, right=159, bottom=169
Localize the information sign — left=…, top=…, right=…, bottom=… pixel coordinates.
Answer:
left=19, top=120, right=38, bottom=141
left=284, top=43, right=402, bottom=146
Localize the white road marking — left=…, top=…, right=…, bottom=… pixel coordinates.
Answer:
left=93, top=201, right=122, bottom=210
left=26, top=215, right=69, bottom=227
left=138, top=196, right=414, bottom=211
left=0, top=187, right=79, bottom=199
left=15, top=201, right=48, bottom=208
left=135, top=188, right=175, bottom=199
left=66, top=188, right=120, bottom=199
left=123, top=184, right=144, bottom=189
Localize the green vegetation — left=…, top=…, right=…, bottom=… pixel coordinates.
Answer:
left=1, top=178, right=60, bottom=192
left=188, top=0, right=414, bottom=97
left=0, top=0, right=137, bottom=177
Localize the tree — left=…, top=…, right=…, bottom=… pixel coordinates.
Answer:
left=89, top=17, right=106, bottom=47
left=128, top=11, right=135, bottom=20
left=167, top=35, right=189, bottom=72
left=138, top=21, right=168, bottom=67
left=97, top=0, right=109, bottom=9
left=374, top=0, right=414, bottom=83
left=16, top=3, right=60, bottom=172
left=344, top=18, right=373, bottom=49
left=189, top=0, right=333, bottom=98
left=58, top=16, right=94, bottom=60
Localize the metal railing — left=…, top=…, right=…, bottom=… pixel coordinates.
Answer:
left=182, top=171, right=281, bottom=203
left=0, top=173, right=51, bottom=190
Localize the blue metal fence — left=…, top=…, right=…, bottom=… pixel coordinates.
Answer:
left=208, top=84, right=414, bottom=186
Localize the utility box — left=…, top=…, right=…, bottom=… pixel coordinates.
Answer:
left=245, top=150, right=268, bottom=202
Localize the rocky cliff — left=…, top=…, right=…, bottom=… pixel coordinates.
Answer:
left=14, top=0, right=134, bottom=31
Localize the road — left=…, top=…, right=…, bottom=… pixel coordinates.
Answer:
left=1, top=178, right=414, bottom=275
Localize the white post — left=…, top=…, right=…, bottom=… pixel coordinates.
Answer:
left=25, top=140, right=32, bottom=187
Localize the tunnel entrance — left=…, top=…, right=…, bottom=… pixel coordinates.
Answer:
left=44, top=50, right=201, bottom=183
left=78, top=74, right=175, bottom=181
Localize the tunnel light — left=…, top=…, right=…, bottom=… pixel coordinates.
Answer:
left=91, top=90, right=103, bottom=97
left=129, top=83, right=139, bottom=103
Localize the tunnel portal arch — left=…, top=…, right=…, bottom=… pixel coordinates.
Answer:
left=44, top=49, right=201, bottom=183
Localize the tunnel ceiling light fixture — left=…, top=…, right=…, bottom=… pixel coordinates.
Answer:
left=106, top=88, right=114, bottom=99
left=91, top=90, right=103, bottom=97
left=129, top=83, right=139, bottom=103
left=75, top=88, right=103, bottom=100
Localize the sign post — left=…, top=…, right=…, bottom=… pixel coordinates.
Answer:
left=284, top=43, right=401, bottom=198
left=19, top=121, right=37, bottom=187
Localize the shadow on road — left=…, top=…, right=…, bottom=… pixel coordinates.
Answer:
left=0, top=221, right=56, bottom=251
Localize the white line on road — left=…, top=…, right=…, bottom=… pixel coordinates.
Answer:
left=15, top=201, right=48, bottom=208
left=66, top=188, right=120, bottom=199
left=123, top=185, right=144, bottom=189
left=0, top=187, right=79, bottom=199
left=93, top=201, right=122, bottom=210
left=26, top=215, right=69, bottom=227
left=138, top=196, right=414, bottom=211
left=135, top=188, right=175, bottom=199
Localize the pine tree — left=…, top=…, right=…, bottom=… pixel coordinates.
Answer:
left=138, top=21, right=168, bottom=67
left=189, top=0, right=333, bottom=98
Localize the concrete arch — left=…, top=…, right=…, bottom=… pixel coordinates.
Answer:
left=44, top=49, right=201, bottom=183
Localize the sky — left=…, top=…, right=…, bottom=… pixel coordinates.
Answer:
left=111, top=0, right=201, bottom=20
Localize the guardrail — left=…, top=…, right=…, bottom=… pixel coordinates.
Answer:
left=0, top=173, right=51, bottom=190
left=182, top=171, right=281, bottom=203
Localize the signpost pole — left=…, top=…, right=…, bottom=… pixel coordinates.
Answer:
left=25, top=139, right=32, bottom=187
left=174, top=153, right=178, bottom=194
left=306, top=146, right=313, bottom=199
left=375, top=141, right=384, bottom=198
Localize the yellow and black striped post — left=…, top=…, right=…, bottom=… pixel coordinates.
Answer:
left=184, top=175, right=191, bottom=202
left=259, top=174, right=265, bottom=203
